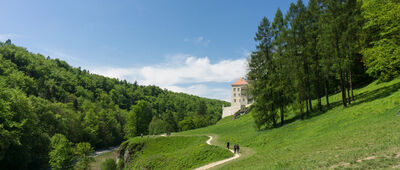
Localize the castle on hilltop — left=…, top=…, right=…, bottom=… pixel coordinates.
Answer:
left=222, top=77, right=253, bottom=118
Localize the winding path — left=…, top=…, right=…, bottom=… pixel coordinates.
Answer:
left=194, top=136, right=240, bottom=170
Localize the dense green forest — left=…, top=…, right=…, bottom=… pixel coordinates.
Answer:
left=248, top=0, right=399, bottom=129
left=0, top=40, right=228, bottom=169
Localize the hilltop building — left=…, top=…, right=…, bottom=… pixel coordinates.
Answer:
left=222, top=77, right=253, bottom=118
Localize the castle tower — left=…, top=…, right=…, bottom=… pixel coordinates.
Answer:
left=222, top=77, right=253, bottom=118
left=231, top=77, right=249, bottom=107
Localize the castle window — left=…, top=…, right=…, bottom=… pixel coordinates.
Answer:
left=234, top=93, right=236, bottom=97
left=234, top=99, right=236, bottom=103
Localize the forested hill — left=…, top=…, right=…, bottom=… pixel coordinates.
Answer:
left=0, top=41, right=228, bottom=169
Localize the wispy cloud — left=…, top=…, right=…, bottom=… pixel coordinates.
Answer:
left=241, top=48, right=252, bottom=58
left=41, top=48, right=81, bottom=62
left=184, top=36, right=210, bottom=47
left=90, top=54, right=247, bottom=100
left=0, top=34, right=20, bottom=42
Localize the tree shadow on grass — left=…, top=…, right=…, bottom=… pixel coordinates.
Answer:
left=262, top=81, right=400, bottom=130
left=350, top=82, right=400, bottom=107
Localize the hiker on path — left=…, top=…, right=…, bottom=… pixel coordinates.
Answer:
left=233, top=144, right=237, bottom=154
left=227, top=141, right=230, bottom=150
left=236, top=144, right=240, bottom=154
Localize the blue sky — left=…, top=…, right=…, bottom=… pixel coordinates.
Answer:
left=0, top=0, right=306, bottom=101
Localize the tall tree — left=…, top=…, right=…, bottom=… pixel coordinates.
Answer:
left=271, top=8, right=290, bottom=125
left=318, top=1, right=337, bottom=108
left=248, top=17, right=278, bottom=128
left=322, top=0, right=348, bottom=107
left=284, top=1, right=312, bottom=117
left=342, top=0, right=362, bottom=104
left=306, top=0, right=323, bottom=111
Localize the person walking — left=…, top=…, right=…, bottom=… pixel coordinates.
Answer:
left=236, top=144, right=240, bottom=154
left=227, top=141, right=230, bottom=150
left=233, top=144, right=237, bottom=154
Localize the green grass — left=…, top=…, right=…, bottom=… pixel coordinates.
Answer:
left=177, top=78, right=400, bottom=169
left=122, top=136, right=233, bottom=170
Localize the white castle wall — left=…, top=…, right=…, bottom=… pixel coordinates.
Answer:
left=222, top=105, right=241, bottom=118
left=222, top=103, right=253, bottom=118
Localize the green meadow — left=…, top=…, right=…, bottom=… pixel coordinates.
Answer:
left=121, top=136, right=233, bottom=170
left=176, top=78, right=400, bottom=169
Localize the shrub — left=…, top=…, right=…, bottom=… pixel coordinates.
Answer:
left=101, top=159, right=117, bottom=170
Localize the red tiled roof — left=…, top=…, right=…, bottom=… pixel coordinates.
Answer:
left=232, top=77, right=248, bottom=86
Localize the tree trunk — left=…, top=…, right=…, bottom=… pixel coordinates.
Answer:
left=272, top=113, right=277, bottom=127
left=306, top=77, right=312, bottom=112
left=271, top=103, right=276, bottom=127
left=280, top=105, right=284, bottom=126
left=315, top=49, right=322, bottom=111
left=336, top=34, right=346, bottom=107
left=306, top=99, right=309, bottom=114
left=339, top=69, right=347, bottom=107
left=346, top=72, right=351, bottom=105
left=325, top=79, right=330, bottom=107
left=349, top=69, right=354, bottom=101
left=305, top=65, right=312, bottom=112
left=300, top=100, right=304, bottom=120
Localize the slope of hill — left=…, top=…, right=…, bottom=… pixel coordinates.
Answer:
left=117, top=136, right=233, bottom=170
left=178, top=78, right=400, bottom=169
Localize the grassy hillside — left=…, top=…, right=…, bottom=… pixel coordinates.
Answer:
left=178, top=78, right=400, bottom=169
left=120, top=136, right=233, bottom=170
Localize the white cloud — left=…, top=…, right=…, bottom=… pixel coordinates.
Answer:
left=90, top=55, right=247, bottom=101
left=184, top=36, right=210, bottom=47
left=92, top=55, right=247, bottom=85
left=163, top=84, right=231, bottom=101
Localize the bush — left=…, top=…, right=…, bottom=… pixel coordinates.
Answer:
left=74, top=142, right=94, bottom=170
left=49, top=134, right=75, bottom=170
left=148, top=117, right=169, bottom=135
left=101, top=159, right=117, bottom=170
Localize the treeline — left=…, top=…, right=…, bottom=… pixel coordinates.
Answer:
left=0, top=41, right=228, bottom=169
left=248, top=0, right=399, bottom=129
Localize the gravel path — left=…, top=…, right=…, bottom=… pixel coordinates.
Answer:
left=194, top=136, right=240, bottom=170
